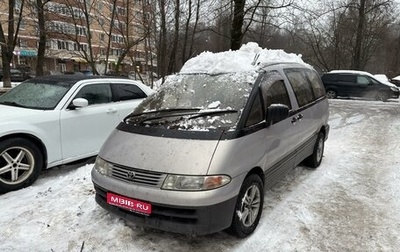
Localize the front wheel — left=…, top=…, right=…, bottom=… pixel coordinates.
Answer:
left=227, top=174, right=264, bottom=238
left=325, top=90, right=337, bottom=99
left=304, top=132, right=325, bottom=168
left=0, top=138, right=43, bottom=193
left=375, top=92, right=388, bottom=102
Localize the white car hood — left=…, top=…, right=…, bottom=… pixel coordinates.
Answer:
left=0, top=104, right=47, bottom=121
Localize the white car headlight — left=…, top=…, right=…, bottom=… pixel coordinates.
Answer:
left=161, top=174, right=231, bottom=191
left=390, top=87, right=398, bottom=92
left=94, top=156, right=113, bottom=175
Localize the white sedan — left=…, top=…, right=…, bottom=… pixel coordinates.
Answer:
left=0, top=75, right=154, bottom=193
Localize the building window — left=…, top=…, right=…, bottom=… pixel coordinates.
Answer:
left=117, top=7, right=126, bottom=16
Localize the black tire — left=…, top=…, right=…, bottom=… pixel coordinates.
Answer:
left=375, top=92, right=388, bottom=102
left=227, top=174, right=264, bottom=238
left=0, top=138, right=43, bottom=193
left=304, top=132, right=325, bottom=168
left=325, top=90, right=337, bottom=99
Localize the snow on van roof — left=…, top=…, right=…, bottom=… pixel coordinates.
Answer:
left=180, top=42, right=306, bottom=75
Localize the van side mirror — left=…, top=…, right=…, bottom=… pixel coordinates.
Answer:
left=68, top=98, right=89, bottom=110
left=266, top=104, right=289, bottom=126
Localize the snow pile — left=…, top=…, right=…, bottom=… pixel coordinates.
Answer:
left=180, top=42, right=306, bottom=75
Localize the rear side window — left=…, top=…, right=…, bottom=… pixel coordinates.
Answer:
left=337, top=75, right=356, bottom=83
left=306, top=70, right=325, bottom=99
left=285, top=69, right=315, bottom=107
left=114, top=83, right=147, bottom=101
left=321, top=74, right=335, bottom=82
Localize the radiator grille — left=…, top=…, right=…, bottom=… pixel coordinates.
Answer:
left=110, top=164, right=166, bottom=187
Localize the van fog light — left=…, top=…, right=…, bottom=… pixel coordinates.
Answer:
left=162, top=175, right=231, bottom=191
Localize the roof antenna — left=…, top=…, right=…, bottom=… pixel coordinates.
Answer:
left=252, top=53, right=260, bottom=66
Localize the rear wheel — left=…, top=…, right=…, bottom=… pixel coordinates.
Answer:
left=304, top=132, right=325, bottom=168
left=325, top=90, right=337, bottom=99
left=228, top=174, right=264, bottom=238
left=0, top=138, right=43, bottom=193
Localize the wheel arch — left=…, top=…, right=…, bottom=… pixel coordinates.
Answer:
left=244, top=167, right=265, bottom=186
left=0, top=133, right=48, bottom=169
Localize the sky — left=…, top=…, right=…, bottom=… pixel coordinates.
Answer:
left=1, top=98, right=400, bottom=251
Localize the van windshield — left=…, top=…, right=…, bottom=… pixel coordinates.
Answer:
left=128, top=73, right=257, bottom=130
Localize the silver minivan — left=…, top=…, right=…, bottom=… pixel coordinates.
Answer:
left=91, top=47, right=330, bottom=237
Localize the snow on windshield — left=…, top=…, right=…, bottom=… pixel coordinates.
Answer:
left=180, top=42, right=306, bottom=75
left=132, top=42, right=306, bottom=131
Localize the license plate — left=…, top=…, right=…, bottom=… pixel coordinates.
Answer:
left=107, top=192, right=152, bottom=215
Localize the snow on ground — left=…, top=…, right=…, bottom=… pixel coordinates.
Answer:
left=1, top=98, right=400, bottom=251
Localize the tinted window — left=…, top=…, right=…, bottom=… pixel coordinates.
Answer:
left=245, top=71, right=291, bottom=127
left=114, top=84, right=147, bottom=101
left=357, top=76, right=369, bottom=85
left=265, top=81, right=291, bottom=109
left=75, top=84, right=112, bottom=105
left=245, top=93, right=263, bottom=127
left=321, top=74, right=335, bottom=82
left=306, top=70, right=325, bottom=98
left=337, top=75, right=356, bottom=83
left=285, top=69, right=314, bottom=107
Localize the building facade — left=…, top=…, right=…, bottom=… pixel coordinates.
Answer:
left=0, top=0, right=156, bottom=80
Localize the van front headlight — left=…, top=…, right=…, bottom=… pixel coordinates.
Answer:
left=94, top=156, right=113, bottom=176
left=161, top=174, right=231, bottom=191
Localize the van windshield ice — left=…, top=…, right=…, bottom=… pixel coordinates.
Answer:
left=125, top=73, right=257, bottom=130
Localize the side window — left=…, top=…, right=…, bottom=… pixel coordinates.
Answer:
left=264, top=81, right=291, bottom=109
left=357, top=76, right=370, bottom=85
left=245, top=93, right=263, bottom=127
left=114, top=83, right=147, bottom=101
left=74, top=84, right=112, bottom=105
left=285, top=69, right=315, bottom=107
left=337, top=75, right=356, bottom=84
left=306, top=70, right=325, bottom=99
left=245, top=71, right=291, bottom=127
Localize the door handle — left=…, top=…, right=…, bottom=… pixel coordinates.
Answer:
left=291, top=114, right=303, bottom=124
left=106, top=108, right=117, bottom=114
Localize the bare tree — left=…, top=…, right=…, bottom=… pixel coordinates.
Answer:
left=0, top=0, right=25, bottom=88
left=35, top=0, right=49, bottom=76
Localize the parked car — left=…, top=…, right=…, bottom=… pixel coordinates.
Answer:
left=390, top=75, right=400, bottom=87
left=0, top=68, right=32, bottom=82
left=91, top=43, right=330, bottom=237
left=321, top=70, right=399, bottom=101
left=0, top=75, right=154, bottom=193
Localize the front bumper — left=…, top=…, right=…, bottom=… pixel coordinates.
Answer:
left=93, top=183, right=237, bottom=235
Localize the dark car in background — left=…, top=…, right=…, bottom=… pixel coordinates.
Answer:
left=0, top=68, right=33, bottom=82
left=321, top=70, right=399, bottom=101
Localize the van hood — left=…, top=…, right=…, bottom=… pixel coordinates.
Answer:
left=99, top=129, right=220, bottom=175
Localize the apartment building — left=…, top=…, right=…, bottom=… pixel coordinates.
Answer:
left=0, top=0, right=156, bottom=78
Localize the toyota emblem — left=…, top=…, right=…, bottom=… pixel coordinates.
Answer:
left=126, top=171, right=136, bottom=179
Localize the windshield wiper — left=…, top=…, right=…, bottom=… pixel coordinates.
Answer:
left=188, top=109, right=237, bottom=119
left=126, top=108, right=237, bottom=126
left=124, top=108, right=202, bottom=123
